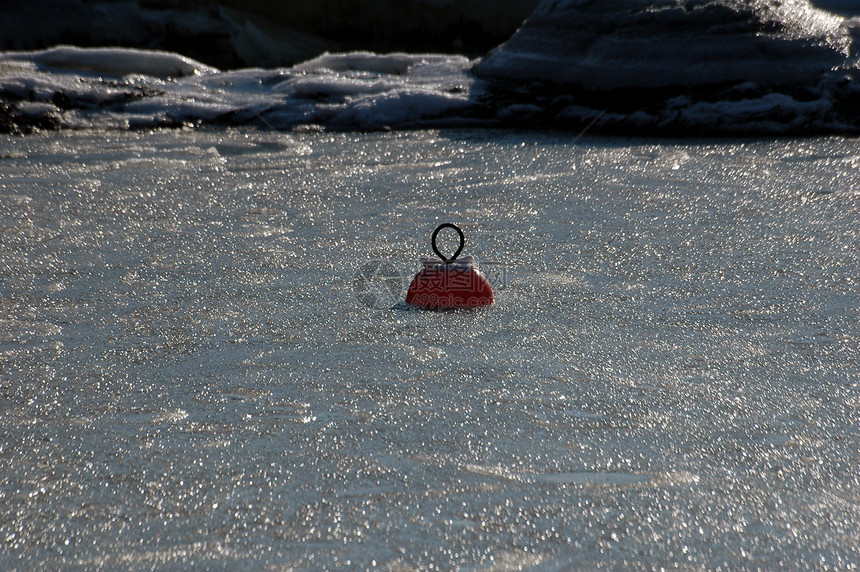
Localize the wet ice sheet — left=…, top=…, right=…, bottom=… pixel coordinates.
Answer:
left=0, top=128, right=858, bottom=569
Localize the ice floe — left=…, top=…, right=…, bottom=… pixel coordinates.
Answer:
left=3, top=1, right=860, bottom=135
left=472, top=0, right=860, bottom=134
left=475, top=0, right=854, bottom=90
left=0, top=47, right=481, bottom=132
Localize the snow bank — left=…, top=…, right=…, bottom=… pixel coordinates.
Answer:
left=0, top=47, right=480, bottom=133
left=1, top=46, right=217, bottom=79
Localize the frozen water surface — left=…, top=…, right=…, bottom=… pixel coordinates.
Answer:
left=0, top=128, right=858, bottom=569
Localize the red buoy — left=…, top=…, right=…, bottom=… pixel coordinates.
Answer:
left=405, top=224, right=494, bottom=310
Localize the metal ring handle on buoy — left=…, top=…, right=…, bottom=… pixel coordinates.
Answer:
left=431, top=223, right=464, bottom=263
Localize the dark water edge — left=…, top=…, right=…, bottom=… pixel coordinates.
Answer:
left=5, top=87, right=860, bottom=139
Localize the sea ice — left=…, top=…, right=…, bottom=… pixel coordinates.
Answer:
left=474, top=0, right=853, bottom=89
left=1, top=45, right=217, bottom=79
left=471, top=0, right=860, bottom=133
left=3, top=1, right=860, bottom=134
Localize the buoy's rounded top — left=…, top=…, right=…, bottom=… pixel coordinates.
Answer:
left=431, top=223, right=464, bottom=263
